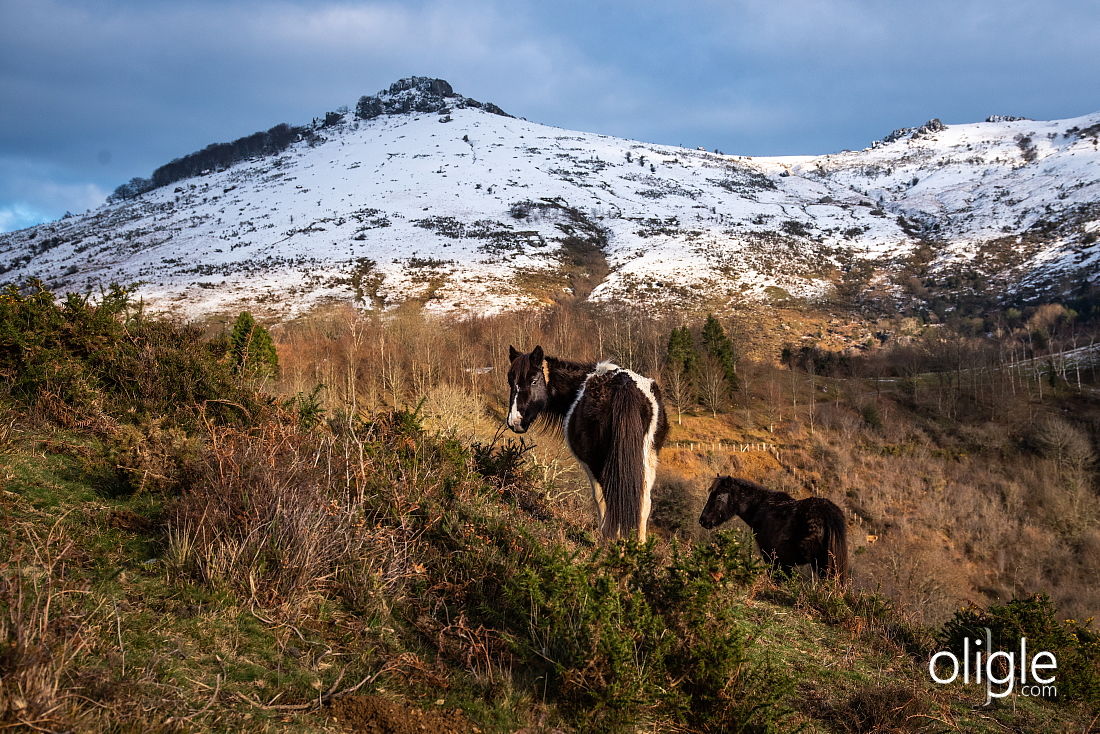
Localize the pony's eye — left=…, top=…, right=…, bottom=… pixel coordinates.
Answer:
left=531, top=377, right=539, bottom=385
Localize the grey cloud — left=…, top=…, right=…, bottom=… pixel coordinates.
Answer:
left=2, top=0, right=1098, bottom=231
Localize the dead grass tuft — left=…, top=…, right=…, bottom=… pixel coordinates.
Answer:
left=165, top=420, right=403, bottom=614
left=0, top=522, right=102, bottom=731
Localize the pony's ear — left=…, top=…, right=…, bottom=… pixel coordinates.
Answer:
left=508, top=345, right=520, bottom=362
left=531, top=345, right=544, bottom=365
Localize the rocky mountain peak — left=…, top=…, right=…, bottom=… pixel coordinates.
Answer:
left=354, top=76, right=510, bottom=120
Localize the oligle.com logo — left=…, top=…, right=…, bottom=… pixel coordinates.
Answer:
left=929, top=628, right=1057, bottom=704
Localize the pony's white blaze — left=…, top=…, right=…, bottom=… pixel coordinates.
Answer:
left=507, top=395, right=523, bottom=430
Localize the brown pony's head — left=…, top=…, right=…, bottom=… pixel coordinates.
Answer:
left=506, top=345, right=549, bottom=433
left=699, top=475, right=744, bottom=529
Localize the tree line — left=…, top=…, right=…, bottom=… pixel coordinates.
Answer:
left=109, top=122, right=314, bottom=202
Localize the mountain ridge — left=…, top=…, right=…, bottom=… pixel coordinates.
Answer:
left=2, top=77, right=1098, bottom=318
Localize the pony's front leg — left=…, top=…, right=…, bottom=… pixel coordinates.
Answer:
left=808, top=555, right=824, bottom=581
left=761, top=550, right=794, bottom=579
left=772, top=561, right=796, bottom=579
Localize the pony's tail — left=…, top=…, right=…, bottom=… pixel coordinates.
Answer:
left=600, top=382, right=650, bottom=540
left=821, top=506, right=849, bottom=582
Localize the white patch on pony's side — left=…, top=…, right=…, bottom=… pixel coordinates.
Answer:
left=564, top=362, right=620, bottom=452
left=622, top=368, right=661, bottom=543
left=562, top=372, right=592, bottom=457
left=507, top=395, right=523, bottom=430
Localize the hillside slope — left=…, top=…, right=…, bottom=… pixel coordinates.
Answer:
left=1, top=77, right=1098, bottom=316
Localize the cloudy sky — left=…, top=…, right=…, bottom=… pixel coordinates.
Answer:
left=2, top=0, right=1098, bottom=232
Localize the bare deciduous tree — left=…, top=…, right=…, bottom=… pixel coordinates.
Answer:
left=696, top=356, right=729, bottom=418
left=662, top=363, right=694, bottom=425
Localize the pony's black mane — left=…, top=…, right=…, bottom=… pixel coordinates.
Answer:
left=539, top=355, right=597, bottom=422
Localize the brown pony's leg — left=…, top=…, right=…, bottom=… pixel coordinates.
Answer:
left=808, top=555, right=823, bottom=581
left=577, top=461, right=607, bottom=532
left=762, top=549, right=794, bottom=579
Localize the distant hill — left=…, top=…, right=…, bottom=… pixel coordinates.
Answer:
left=2, top=76, right=1098, bottom=317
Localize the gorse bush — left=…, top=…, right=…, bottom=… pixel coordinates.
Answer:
left=470, top=435, right=535, bottom=494
left=495, top=536, right=791, bottom=733
left=107, top=417, right=204, bottom=494
left=0, top=280, right=259, bottom=427
left=939, top=594, right=1100, bottom=703
left=0, top=280, right=131, bottom=411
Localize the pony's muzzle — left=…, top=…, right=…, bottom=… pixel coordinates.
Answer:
left=506, top=412, right=527, bottom=432
left=506, top=398, right=526, bottom=432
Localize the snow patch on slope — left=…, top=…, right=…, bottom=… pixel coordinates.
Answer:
left=2, top=86, right=1097, bottom=317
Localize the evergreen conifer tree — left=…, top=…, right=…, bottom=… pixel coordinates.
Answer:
left=664, top=325, right=699, bottom=422
left=700, top=314, right=738, bottom=392
left=228, top=312, right=279, bottom=377
left=666, top=326, right=697, bottom=373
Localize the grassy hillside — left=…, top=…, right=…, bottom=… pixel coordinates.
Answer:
left=270, top=297, right=1100, bottom=625
left=1, top=284, right=1098, bottom=732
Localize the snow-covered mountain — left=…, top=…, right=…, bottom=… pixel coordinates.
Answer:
left=2, top=77, right=1098, bottom=317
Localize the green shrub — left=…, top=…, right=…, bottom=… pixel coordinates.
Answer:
left=939, top=595, right=1100, bottom=703
left=650, top=472, right=702, bottom=540
left=471, top=436, right=534, bottom=494
left=860, top=403, right=883, bottom=431
left=282, top=384, right=326, bottom=428
left=0, top=280, right=259, bottom=427
left=106, top=417, right=204, bottom=494
left=495, top=535, right=790, bottom=733
left=0, top=280, right=130, bottom=411
left=227, top=311, right=279, bottom=377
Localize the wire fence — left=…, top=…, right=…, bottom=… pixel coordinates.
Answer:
left=668, top=440, right=781, bottom=457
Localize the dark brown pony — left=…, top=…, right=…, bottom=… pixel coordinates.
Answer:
left=699, top=476, right=848, bottom=581
left=506, top=345, right=668, bottom=541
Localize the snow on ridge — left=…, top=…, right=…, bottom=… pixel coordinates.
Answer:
left=2, top=97, right=1098, bottom=318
